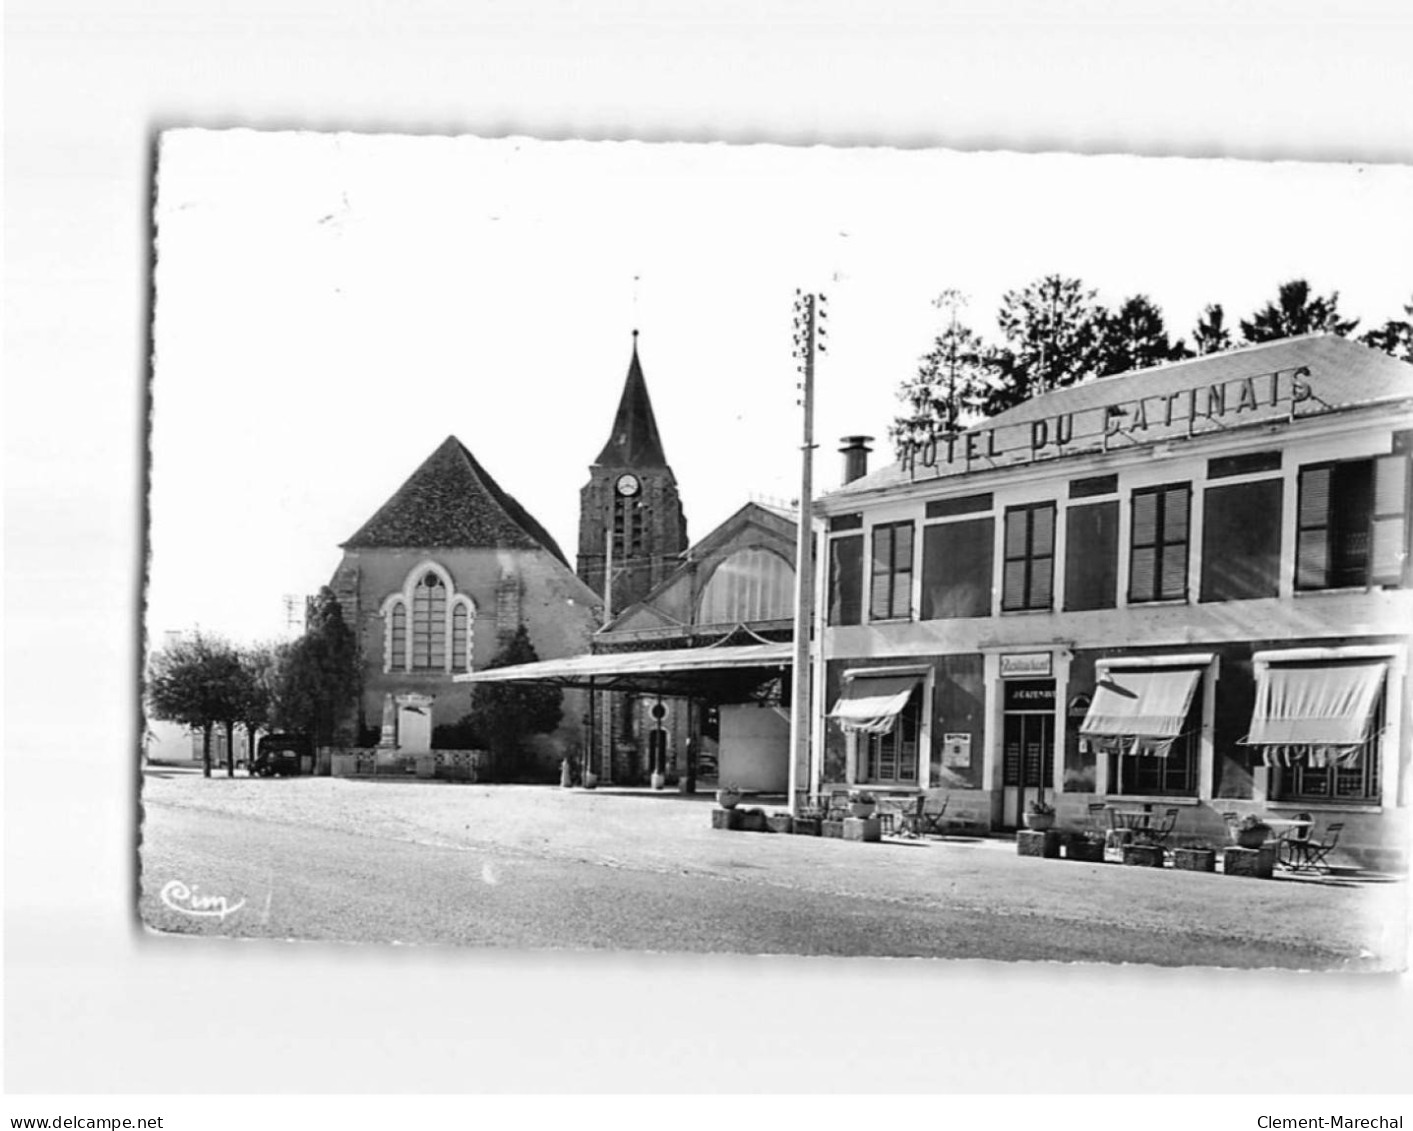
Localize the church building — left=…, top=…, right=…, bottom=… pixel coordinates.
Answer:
left=328, top=435, right=601, bottom=770
left=576, top=330, right=690, bottom=615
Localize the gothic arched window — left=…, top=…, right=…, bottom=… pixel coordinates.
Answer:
left=382, top=564, right=474, bottom=674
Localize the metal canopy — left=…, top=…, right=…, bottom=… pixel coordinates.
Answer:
left=452, top=641, right=793, bottom=695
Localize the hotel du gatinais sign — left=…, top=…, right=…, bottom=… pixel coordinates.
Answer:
left=897, top=363, right=1319, bottom=478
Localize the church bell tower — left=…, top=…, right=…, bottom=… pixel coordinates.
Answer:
left=577, top=331, right=689, bottom=617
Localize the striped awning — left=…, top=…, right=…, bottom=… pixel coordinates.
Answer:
left=828, top=674, right=921, bottom=735
left=1247, top=659, right=1386, bottom=767
left=1080, top=665, right=1202, bottom=740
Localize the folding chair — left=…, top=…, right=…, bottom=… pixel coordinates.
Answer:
left=1106, top=807, right=1134, bottom=852
left=1144, top=807, right=1180, bottom=848
left=1276, top=811, right=1313, bottom=868
left=1285, top=822, right=1344, bottom=874
left=918, top=789, right=949, bottom=836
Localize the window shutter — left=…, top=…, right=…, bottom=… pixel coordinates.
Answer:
left=1296, top=466, right=1332, bottom=590
left=1371, top=454, right=1410, bottom=587
left=1129, top=546, right=1156, bottom=603
left=1132, top=490, right=1158, bottom=546
left=828, top=535, right=864, bottom=626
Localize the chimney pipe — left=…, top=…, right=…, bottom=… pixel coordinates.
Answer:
left=839, top=435, right=874, bottom=485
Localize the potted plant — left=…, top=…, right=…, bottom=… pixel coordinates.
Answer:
left=1173, top=843, right=1218, bottom=872
left=716, top=783, right=743, bottom=810
left=847, top=790, right=878, bottom=819
left=1023, top=798, right=1056, bottom=831
left=1063, top=829, right=1107, bottom=863
left=1236, top=814, right=1271, bottom=849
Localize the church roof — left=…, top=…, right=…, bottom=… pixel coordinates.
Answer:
left=593, top=333, right=670, bottom=468
left=341, top=436, right=568, bottom=565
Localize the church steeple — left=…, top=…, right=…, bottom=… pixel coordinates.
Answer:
left=593, top=331, right=669, bottom=468
left=577, top=332, right=689, bottom=613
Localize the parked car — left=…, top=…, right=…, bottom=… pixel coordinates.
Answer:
left=252, top=734, right=313, bottom=777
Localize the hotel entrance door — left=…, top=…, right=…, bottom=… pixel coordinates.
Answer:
left=1002, top=680, right=1055, bottom=829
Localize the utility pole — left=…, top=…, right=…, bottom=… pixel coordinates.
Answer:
left=789, top=290, right=825, bottom=814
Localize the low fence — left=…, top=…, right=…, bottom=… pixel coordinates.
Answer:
left=325, top=748, right=491, bottom=783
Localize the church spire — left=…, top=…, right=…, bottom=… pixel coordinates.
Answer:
left=593, top=330, right=669, bottom=468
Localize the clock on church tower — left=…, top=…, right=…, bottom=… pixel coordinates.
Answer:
left=576, top=332, right=689, bottom=617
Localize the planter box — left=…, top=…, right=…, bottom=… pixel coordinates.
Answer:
left=331, top=753, right=359, bottom=778
left=1122, top=844, right=1166, bottom=868
left=1223, top=844, right=1277, bottom=879
left=738, top=807, right=769, bottom=833
left=1173, top=847, right=1217, bottom=873
left=711, top=807, right=743, bottom=831
left=822, top=819, right=845, bottom=839
left=792, top=817, right=821, bottom=836
left=1063, top=837, right=1106, bottom=863
left=843, top=816, right=882, bottom=843
left=766, top=814, right=794, bottom=835
left=1017, top=829, right=1062, bottom=858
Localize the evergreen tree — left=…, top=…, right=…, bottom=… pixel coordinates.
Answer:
left=1095, top=294, right=1191, bottom=375
left=1361, top=294, right=1413, bottom=363
left=1190, top=303, right=1233, bottom=356
left=465, top=624, right=563, bottom=781
left=1240, top=279, right=1360, bottom=343
left=985, top=275, right=1107, bottom=413
left=273, top=587, right=360, bottom=748
left=890, top=290, right=994, bottom=454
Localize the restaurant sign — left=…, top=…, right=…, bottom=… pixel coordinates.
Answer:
left=1001, top=652, right=1053, bottom=679
left=899, top=364, right=1315, bottom=476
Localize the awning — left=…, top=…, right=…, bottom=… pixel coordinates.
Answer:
left=828, top=674, right=921, bottom=735
left=451, top=641, right=792, bottom=693
left=1080, top=665, right=1202, bottom=740
left=1247, top=659, right=1386, bottom=756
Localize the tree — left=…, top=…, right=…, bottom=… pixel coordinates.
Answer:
left=1361, top=294, right=1413, bottom=363
left=236, top=642, right=281, bottom=767
left=464, top=624, right=563, bottom=781
left=1240, top=279, right=1360, bottom=343
left=985, top=275, right=1107, bottom=413
left=1095, top=294, right=1191, bottom=375
left=272, top=587, right=361, bottom=748
left=890, top=290, right=995, bottom=454
left=1190, top=303, right=1233, bottom=356
left=146, top=631, right=245, bottom=778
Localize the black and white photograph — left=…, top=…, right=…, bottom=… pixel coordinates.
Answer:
left=8, top=0, right=1413, bottom=1116
left=139, top=129, right=1413, bottom=970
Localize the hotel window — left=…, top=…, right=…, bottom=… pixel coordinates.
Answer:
left=1129, top=484, right=1190, bottom=603
left=1064, top=500, right=1119, bottom=611
left=1001, top=502, right=1055, bottom=612
left=861, top=688, right=921, bottom=785
left=869, top=522, right=914, bottom=620
left=1200, top=479, right=1282, bottom=602
left=1296, top=456, right=1409, bottom=590
left=1251, top=658, right=1387, bottom=805
left=828, top=535, right=864, bottom=626
left=921, top=516, right=994, bottom=619
left=1081, top=662, right=1206, bottom=798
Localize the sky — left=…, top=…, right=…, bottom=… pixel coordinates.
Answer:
left=148, top=131, right=1413, bottom=643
